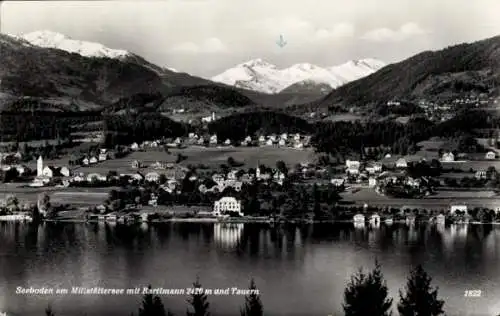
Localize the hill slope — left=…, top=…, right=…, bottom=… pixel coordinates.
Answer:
left=315, top=35, right=500, bottom=110
left=0, top=31, right=261, bottom=112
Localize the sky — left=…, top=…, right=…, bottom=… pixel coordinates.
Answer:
left=1, top=0, right=500, bottom=78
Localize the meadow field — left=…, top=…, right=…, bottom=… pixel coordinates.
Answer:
left=341, top=188, right=500, bottom=210
left=55, top=146, right=318, bottom=175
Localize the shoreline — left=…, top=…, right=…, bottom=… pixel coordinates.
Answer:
left=37, top=218, right=500, bottom=225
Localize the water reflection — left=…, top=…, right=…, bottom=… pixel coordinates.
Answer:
left=214, top=223, right=244, bottom=248
left=0, top=222, right=499, bottom=316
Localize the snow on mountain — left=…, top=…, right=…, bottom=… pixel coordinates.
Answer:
left=211, top=58, right=386, bottom=94
left=10, top=30, right=131, bottom=59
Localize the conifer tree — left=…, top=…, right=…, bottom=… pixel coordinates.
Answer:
left=138, top=285, right=173, bottom=316
left=343, top=260, right=393, bottom=316
left=186, top=277, right=210, bottom=316
left=398, top=265, right=445, bottom=316
left=240, top=278, right=263, bottom=316
left=45, top=304, right=55, bottom=316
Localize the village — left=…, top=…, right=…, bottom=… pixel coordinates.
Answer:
left=1, top=129, right=500, bottom=225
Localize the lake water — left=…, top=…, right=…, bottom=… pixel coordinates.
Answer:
left=0, top=221, right=499, bottom=316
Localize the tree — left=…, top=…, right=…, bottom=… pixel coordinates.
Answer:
left=227, top=156, right=236, bottom=167
left=45, top=304, right=55, bottom=316
left=275, top=160, right=288, bottom=174
left=38, top=193, right=54, bottom=218
left=398, top=265, right=445, bottom=316
left=240, top=278, right=263, bottom=316
left=343, top=261, right=393, bottom=316
left=138, top=285, right=173, bottom=316
left=3, top=167, right=20, bottom=183
left=186, top=277, right=210, bottom=316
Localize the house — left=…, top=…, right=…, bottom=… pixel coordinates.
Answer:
left=131, top=173, right=144, bottom=182
left=365, top=163, right=382, bottom=174
left=368, top=177, right=377, bottom=187
left=485, top=151, right=496, bottom=160
left=441, top=152, right=455, bottom=162
left=42, top=166, right=57, bottom=178
left=396, top=158, right=408, bottom=168
left=346, top=160, right=361, bottom=169
left=331, top=178, right=345, bottom=187
left=227, top=170, right=238, bottom=180
left=475, top=170, right=487, bottom=179
left=213, top=197, right=243, bottom=217
left=98, top=151, right=108, bottom=161
left=131, top=160, right=141, bottom=169
left=406, top=177, right=421, bottom=187
left=353, top=214, right=365, bottom=223
left=210, top=134, right=218, bottom=145
left=346, top=160, right=360, bottom=175
left=202, top=112, right=216, bottom=123
left=89, top=156, right=98, bottom=164
left=212, top=174, right=225, bottom=185
left=82, top=157, right=90, bottom=166
left=151, top=161, right=166, bottom=170
left=294, top=142, right=304, bottom=149
left=60, top=166, right=71, bottom=177
left=130, top=142, right=139, bottom=151
left=450, top=204, right=468, bottom=215
left=72, top=174, right=85, bottom=182
left=87, top=173, right=106, bottom=182
left=145, top=172, right=161, bottom=182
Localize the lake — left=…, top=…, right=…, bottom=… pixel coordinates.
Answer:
left=0, top=221, right=499, bottom=316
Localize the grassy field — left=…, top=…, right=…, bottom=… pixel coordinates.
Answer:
left=66, top=146, right=318, bottom=174
left=170, top=146, right=317, bottom=168
left=341, top=188, right=500, bottom=209
left=0, top=185, right=111, bottom=205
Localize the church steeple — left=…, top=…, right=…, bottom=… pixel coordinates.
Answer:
left=37, top=156, right=43, bottom=177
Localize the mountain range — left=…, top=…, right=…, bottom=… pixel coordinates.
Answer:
left=1, top=30, right=499, bottom=116
left=0, top=31, right=320, bottom=112
left=211, top=58, right=386, bottom=94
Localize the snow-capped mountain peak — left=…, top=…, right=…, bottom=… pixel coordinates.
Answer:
left=239, top=58, right=276, bottom=69
left=11, top=30, right=131, bottom=59
left=212, top=58, right=386, bottom=94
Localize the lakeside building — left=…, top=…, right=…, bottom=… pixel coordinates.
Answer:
left=213, top=197, right=243, bottom=217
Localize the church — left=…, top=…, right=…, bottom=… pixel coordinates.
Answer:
left=30, top=156, right=51, bottom=187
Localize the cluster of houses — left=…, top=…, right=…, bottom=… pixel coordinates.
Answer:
left=414, top=94, right=496, bottom=122
left=126, top=133, right=312, bottom=150
left=331, top=156, right=429, bottom=194
left=440, top=150, right=497, bottom=162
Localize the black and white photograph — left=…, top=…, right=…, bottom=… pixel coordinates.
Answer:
left=0, top=0, right=500, bottom=315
